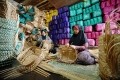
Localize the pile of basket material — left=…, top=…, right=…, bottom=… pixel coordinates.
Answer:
left=0, top=0, right=19, bottom=67
left=18, top=5, right=48, bottom=50
left=98, top=7, right=120, bottom=80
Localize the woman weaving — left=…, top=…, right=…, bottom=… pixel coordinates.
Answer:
left=66, top=24, right=98, bottom=65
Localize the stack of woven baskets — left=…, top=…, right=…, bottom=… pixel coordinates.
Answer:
left=0, top=18, right=17, bottom=67
left=0, top=0, right=18, bottom=67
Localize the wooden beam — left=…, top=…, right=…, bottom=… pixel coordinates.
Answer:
left=48, top=0, right=84, bottom=9
left=35, top=0, right=48, bottom=6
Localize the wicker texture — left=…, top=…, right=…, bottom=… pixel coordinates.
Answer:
left=98, top=7, right=120, bottom=80
left=57, top=45, right=78, bottom=64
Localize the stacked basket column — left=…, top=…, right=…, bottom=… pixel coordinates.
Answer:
left=49, top=6, right=70, bottom=45
left=0, top=18, right=17, bottom=67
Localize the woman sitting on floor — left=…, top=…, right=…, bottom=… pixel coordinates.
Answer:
left=66, top=24, right=98, bottom=65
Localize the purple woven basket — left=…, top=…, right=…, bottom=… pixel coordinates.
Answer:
left=64, top=22, right=69, bottom=27
left=57, top=34, right=59, bottom=39
left=65, top=33, right=70, bottom=38
left=58, top=8, right=63, bottom=14
left=52, top=15, right=57, bottom=20
left=62, top=34, right=65, bottom=39
left=62, top=12, right=66, bottom=17
left=58, top=19, right=62, bottom=24
left=56, top=24, right=60, bottom=29
left=49, top=21, right=52, bottom=26
left=59, top=23, right=62, bottom=28
left=61, top=23, right=64, bottom=28
left=66, top=12, right=70, bottom=16
left=53, top=25, right=57, bottom=30
left=64, top=28, right=70, bottom=33
left=59, top=14, right=62, bottom=18
left=53, top=35, right=58, bottom=39
left=63, top=6, right=69, bottom=12
left=56, top=15, right=59, bottom=19
left=59, top=34, right=62, bottom=39
left=59, top=29, right=63, bottom=33
left=62, top=16, right=68, bottom=22
left=54, top=20, right=57, bottom=24
left=54, top=30, right=57, bottom=34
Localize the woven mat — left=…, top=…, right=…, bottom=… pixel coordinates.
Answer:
left=46, top=61, right=101, bottom=80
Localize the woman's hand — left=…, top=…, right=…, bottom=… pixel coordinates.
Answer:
left=65, top=43, right=69, bottom=47
left=70, top=45, right=76, bottom=49
left=42, top=40, right=46, bottom=43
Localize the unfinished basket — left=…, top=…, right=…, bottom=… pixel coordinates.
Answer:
left=17, top=47, right=42, bottom=70
left=17, top=45, right=50, bottom=71
left=57, top=45, right=78, bottom=64
left=98, top=7, right=120, bottom=80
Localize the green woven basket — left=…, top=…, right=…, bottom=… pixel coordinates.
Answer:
left=76, top=15, right=80, bottom=21
left=70, top=10, right=76, bottom=16
left=76, top=21, right=83, bottom=26
left=78, top=2, right=83, bottom=8
left=83, top=13, right=91, bottom=20
left=92, top=5, right=96, bottom=12
left=89, top=7, right=92, bottom=13
left=91, top=0, right=99, bottom=4
left=79, top=14, right=83, bottom=20
left=76, top=8, right=82, bottom=15
left=84, top=0, right=91, bottom=8
left=93, top=10, right=102, bottom=18
left=95, top=3, right=100, bottom=10
left=74, top=4, right=78, bottom=10
left=69, top=17, right=72, bottom=22
left=86, top=8, right=90, bottom=14
left=97, top=16, right=102, bottom=24
left=87, top=20, right=91, bottom=26
left=93, top=17, right=98, bottom=25
left=84, top=21, right=87, bottom=26
left=83, top=9, right=86, bottom=14
left=69, top=17, right=75, bottom=22
left=90, top=19, right=95, bottom=25
left=69, top=5, right=75, bottom=11
left=70, top=29, right=74, bottom=34
left=74, top=16, right=77, bottom=21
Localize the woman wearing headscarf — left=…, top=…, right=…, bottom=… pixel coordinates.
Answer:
left=66, top=24, right=98, bottom=65
left=37, top=29, right=51, bottom=48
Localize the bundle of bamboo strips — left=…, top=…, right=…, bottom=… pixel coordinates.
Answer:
left=98, top=7, right=120, bottom=80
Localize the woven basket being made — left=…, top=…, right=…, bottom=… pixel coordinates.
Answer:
left=17, top=46, right=49, bottom=71
left=57, top=45, right=78, bottom=64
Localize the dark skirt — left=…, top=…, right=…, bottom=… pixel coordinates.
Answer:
left=75, top=49, right=95, bottom=65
